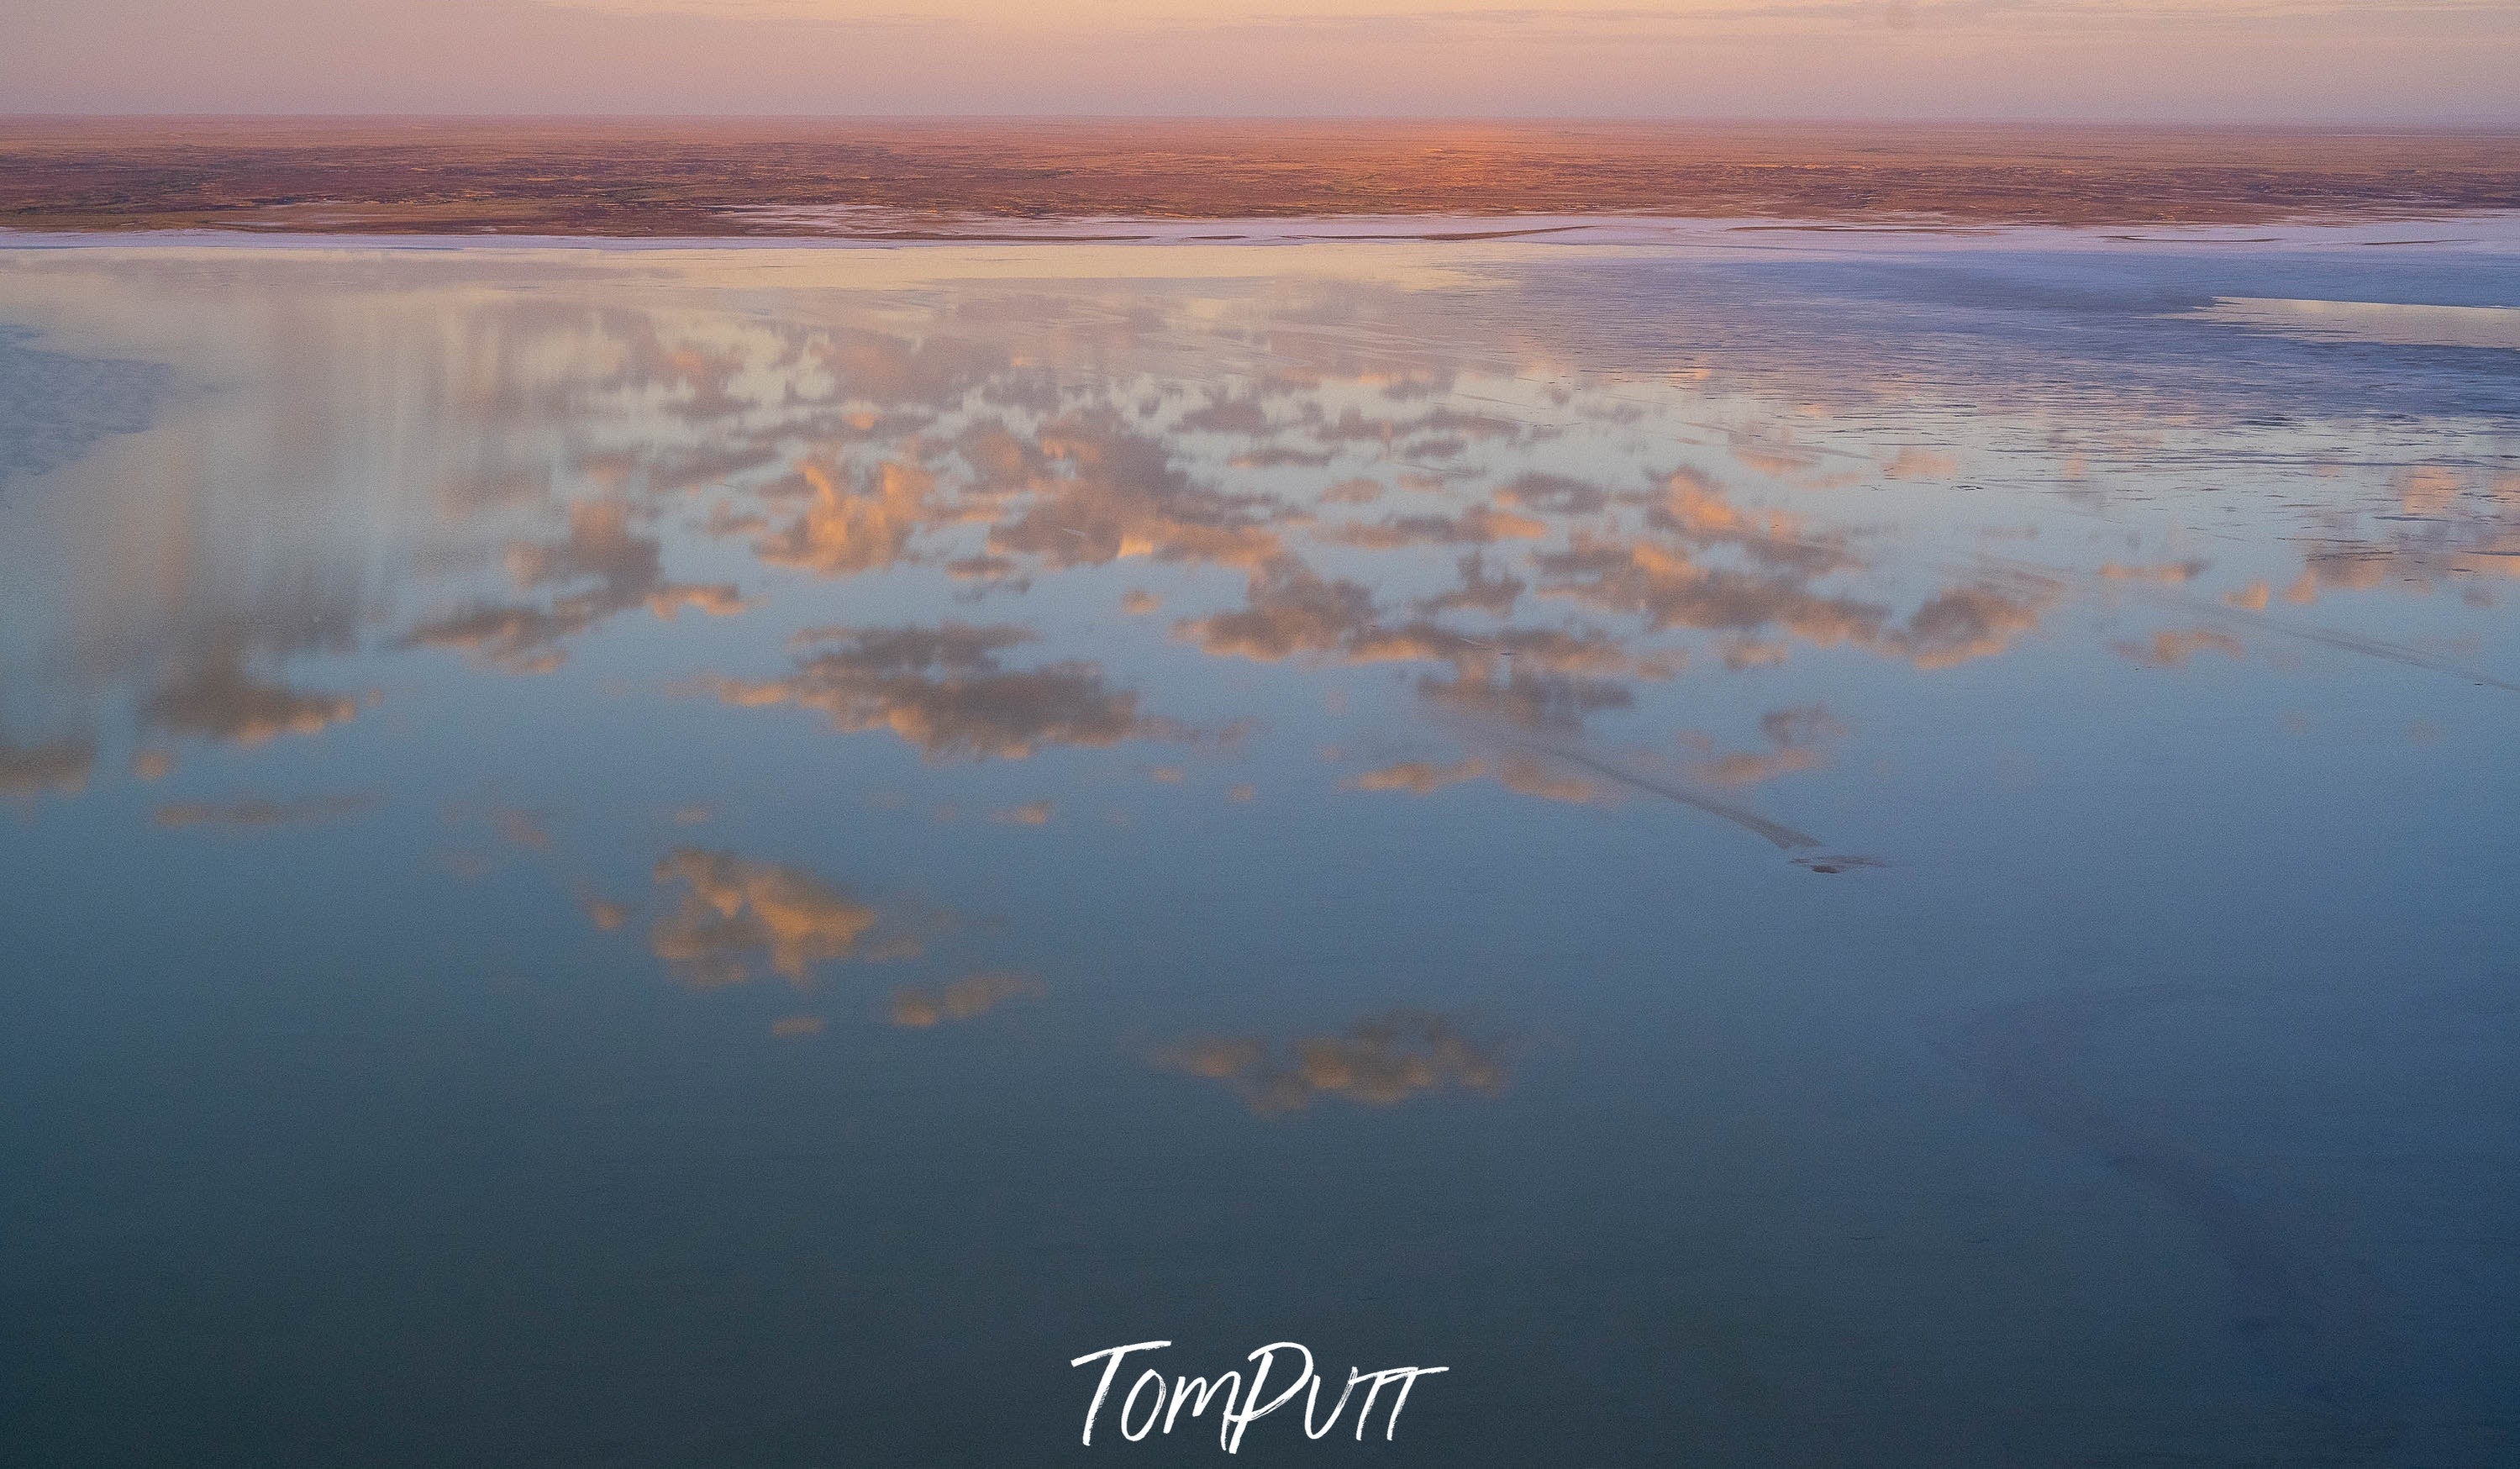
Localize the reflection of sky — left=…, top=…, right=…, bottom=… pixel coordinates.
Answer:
left=2, top=237, right=2516, bottom=1465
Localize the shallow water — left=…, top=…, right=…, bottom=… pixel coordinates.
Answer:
left=1, top=233, right=2515, bottom=1466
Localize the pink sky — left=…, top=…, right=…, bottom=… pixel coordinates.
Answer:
left=6, top=0, right=2517, bottom=120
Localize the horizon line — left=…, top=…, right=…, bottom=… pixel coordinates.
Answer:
left=8, top=112, right=2520, bottom=130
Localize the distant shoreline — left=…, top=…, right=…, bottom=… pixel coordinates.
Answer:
left=8, top=215, right=2520, bottom=255
left=6, top=118, right=2517, bottom=238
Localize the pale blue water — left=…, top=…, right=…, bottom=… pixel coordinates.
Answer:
left=1, top=230, right=2515, bottom=1466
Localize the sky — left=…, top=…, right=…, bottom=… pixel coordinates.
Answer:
left=3, top=0, right=2517, bottom=120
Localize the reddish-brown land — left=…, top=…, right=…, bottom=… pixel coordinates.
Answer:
left=3, top=117, right=2517, bottom=235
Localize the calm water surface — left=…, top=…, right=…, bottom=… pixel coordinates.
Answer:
left=2, top=230, right=2516, bottom=1466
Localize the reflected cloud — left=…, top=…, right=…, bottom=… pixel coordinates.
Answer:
left=1534, top=523, right=2054, bottom=671
left=1179, top=555, right=1672, bottom=731
left=2098, top=560, right=2210, bottom=584
left=1889, top=579, right=2060, bottom=670
left=707, top=622, right=1180, bottom=761
left=2275, top=529, right=2520, bottom=608
left=649, top=846, right=935, bottom=987
left=1344, top=750, right=1607, bottom=807
left=2112, top=628, right=2246, bottom=669
left=1535, top=531, right=1888, bottom=649
left=983, top=413, right=1291, bottom=573
left=650, top=584, right=750, bottom=619
left=1323, top=504, right=1547, bottom=550
left=1505, top=740, right=1821, bottom=847
left=1691, top=704, right=1844, bottom=787
left=749, top=460, right=935, bottom=577
left=580, top=893, right=633, bottom=931
left=1415, top=549, right=1525, bottom=616
left=1495, top=471, right=1610, bottom=515
left=886, top=970, right=1043, bottom=1028
left=1719, top=637, right=1791, bottom=669
left=1173, top=566, right=1378, bottom=663
left=406, top=498, right=744, bottom=673
left=1152, top=1010, right=1507, bottom=1116
left=1346, top=756, right=1487, bottom=794
left=1493, top=753, right=1606, bottom=805
left=1418, top=667, right=1634, bottom=732
left=0, top=738, right=96, bottom=800
left=1650, top=468, right=1849, bottom=573
left=141, top=661, right=364, bottom=745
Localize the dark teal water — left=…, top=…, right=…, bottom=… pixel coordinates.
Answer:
left=2, top=232, right=2516, bottom=1466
